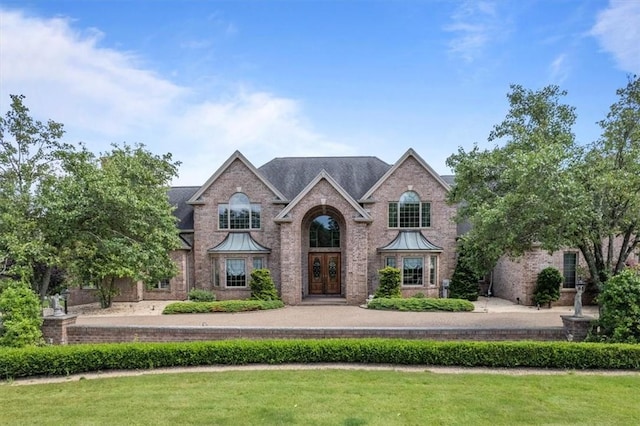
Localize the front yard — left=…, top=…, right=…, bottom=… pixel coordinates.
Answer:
left=2, top=369, right=639, bottom=425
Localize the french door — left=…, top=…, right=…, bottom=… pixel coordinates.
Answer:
left=308, top=253, right=341, bottom=295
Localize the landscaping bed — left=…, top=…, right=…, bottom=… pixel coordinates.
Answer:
left=162, top=299, right=284, bottom=314
left=367, top=297, right=475, bottom=312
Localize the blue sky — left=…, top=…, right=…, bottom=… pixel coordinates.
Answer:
left=1, top=1, right=638, bottom=185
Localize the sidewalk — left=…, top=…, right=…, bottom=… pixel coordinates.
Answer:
left=72, top=297, right=598, bottom=329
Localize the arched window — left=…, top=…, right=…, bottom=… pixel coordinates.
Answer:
left=218, top=193, right=261, bottom=230
left=388, top=191, right=431, bottom=228
left=309, top=215, right=340, bottom=248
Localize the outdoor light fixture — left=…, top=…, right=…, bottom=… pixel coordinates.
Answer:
left=61, top=288, right=70, bottom=314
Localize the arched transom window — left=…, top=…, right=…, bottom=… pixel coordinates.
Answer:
left=388, top=191, right=431, bottom=228
left=309, top=215, right=340, bottom=248
left=218, top=193, right=261, bottom=230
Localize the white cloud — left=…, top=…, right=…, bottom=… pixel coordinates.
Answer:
left=591, top=0, right=640, bottom=73
left=549, top=53, right=570, bottom=84
left=445, top=1, right=506, bottom=63
left=0, top=8, right=350, bottom=185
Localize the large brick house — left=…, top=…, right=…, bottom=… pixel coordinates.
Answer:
left=157, top=148, right=458, bottom=304
left=70, top=147, right=635, bottom=306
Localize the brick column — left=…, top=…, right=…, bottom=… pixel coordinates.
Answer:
left=42, top=314, right=78, bottom=345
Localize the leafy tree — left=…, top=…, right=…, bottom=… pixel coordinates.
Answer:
left=0, top=94, right=70, bottom=298
left=575, top=76, right=640, bottom=284
left=447, top=77, right=640, bottom=289
left=594, top=267, right=640, bottom=343
left=56, top=144, right=182, bottom=308
left=532, top=267, right=562, bottom=307
left=0, top=279, right=43, bottom=347
left=1, top=95, right=182, bottom=308
left=449, top=238, right=480, bottom=301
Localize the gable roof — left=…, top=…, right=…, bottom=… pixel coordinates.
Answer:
left=259, top=156, right=391, bottom=201
left=274, top=170, right=373, bottom=223
left=188, top=150, right=286, bottom=204
left=360, top=149, right=451, bottom=201
left=167, top=186, right=199, bottom=230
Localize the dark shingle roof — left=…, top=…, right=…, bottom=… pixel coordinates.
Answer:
left=168, top=186, right=199, bottom=230
left=440, top=175, right=455, bottom=186
left=258, top=156, right=392, bottom=200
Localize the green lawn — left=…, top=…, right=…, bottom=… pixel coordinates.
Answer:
left=2, top=369, right=639, bottom=425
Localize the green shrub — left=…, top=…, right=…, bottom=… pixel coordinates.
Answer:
left=411, top=292, right=426, bottom=298
left=163, top=299, right=284, bottom=314
left=250, top=269, right=279, bottom=301
left=533, top=267, right=562, bottom=307
left=0, top=280, right=43, bottom=348
left=375, top=267, right=401, bottom=298
left=593, top=269, right=640, bottom=343
left=367, top=297, right=475, bottom=312
left=1, top=339, right=639, bottom=379
left=187, top=289, right=216, bottom=302
left=449, top=241, right=480, bottom=301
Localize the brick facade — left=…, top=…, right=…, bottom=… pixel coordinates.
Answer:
left=172, top=149, right=459, bottom=305
left=69, top=148, right=624, bottom=309
left=492, top=247, right=599, bottom=306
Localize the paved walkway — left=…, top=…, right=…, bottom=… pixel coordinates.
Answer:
left=73, top=297, right=598, bottom=329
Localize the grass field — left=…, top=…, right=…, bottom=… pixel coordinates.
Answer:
left=2, top=369, right=639, bottom=425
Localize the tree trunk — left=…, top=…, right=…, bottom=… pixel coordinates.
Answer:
left=38, top=266, right=53, bottom=301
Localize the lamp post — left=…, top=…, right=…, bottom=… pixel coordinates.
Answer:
left=61, top=288, right=70, bottom=315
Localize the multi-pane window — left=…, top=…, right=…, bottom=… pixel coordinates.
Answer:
left=388, top=191, right=431, bottom=228
left=219, top=193, right=261, bottom=230
left=226, top=259, right=246, bottom=287
left=402, top=258, right=423, bottom=286
left=385, top=257, right=396, bottom=268
left=563, top=252, right=577, bottom=288
left=309, top=215, right=340, bottom=248
left=155, top=279, right=170, bottom=290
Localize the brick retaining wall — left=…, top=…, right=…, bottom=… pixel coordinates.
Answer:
left=66, top=324, right=565, bottom=344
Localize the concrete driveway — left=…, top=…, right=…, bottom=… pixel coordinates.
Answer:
left=72, top=297, right=598, bottom=329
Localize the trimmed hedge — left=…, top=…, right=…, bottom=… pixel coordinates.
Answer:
left=367, top=297, right=475, bottom=312
left=163, top=300, right=284, bottom=314
left=1, top=339, right=639, bottom=379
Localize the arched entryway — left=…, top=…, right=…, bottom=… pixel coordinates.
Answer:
left=303, top=208, right=345, bottom=297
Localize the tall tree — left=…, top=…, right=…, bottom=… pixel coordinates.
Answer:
left=2, top=95, right=182, bottom=307
left=575, top=76, right=640, bottom=283
left=55, top=144, right=182, bottom=307
left=447, top=77, right=640, bottom=287
left=0, top=94, right=70, bottom=297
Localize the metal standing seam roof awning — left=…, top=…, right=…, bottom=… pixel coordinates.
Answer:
left=207, top=232, right=271, bottom=254
left=378, top=231, right=443, bottom=252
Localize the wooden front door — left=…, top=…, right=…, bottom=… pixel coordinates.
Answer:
left=308, top=253, right=341, bottom=295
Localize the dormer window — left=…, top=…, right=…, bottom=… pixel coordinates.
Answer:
left=388, top=191, right=431, bottom=228
left=218, top=193, right=261, bottom=230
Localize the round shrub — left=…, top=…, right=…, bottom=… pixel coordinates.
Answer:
left=533, top=267, right=562, bottom=307
left=375, top=267, right=401, bottom=298
left=596, top=268, right=640, bottom=343
left=0, top=280, right=44, bottom=348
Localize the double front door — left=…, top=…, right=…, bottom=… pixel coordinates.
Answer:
left=308, top=252, right=341, bottom=295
